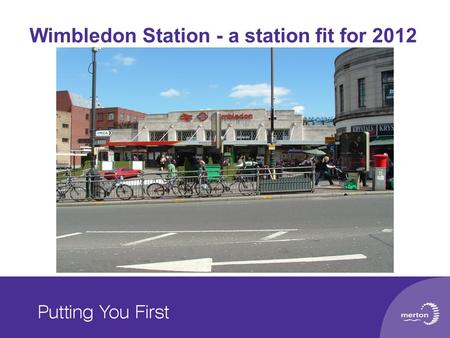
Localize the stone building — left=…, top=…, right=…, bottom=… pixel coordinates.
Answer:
left=334, top=48, right=394, bottom=158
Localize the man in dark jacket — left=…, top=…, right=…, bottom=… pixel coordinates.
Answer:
left=315, top=156, right=334, bottom=186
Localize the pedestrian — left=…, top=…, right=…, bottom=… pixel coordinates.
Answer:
left=384, top=153, right=394, bottom=179
left=167, top=159, right=177, bottom=180
left=357, top=158, right=368, bottom=187
left=300, top=155, right=314, bottom=167
left=359, top=169, right=368, bottom=187
left=315, top=156, right=334, bottom=186
left=198, top=159, right=208, bottom=186
left=160, top=155, right=167, bottom=171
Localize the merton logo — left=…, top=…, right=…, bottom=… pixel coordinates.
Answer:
left=401, top=302, right=440, bottom=326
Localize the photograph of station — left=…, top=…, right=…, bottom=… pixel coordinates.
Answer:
left=57, top=48, right=394, bottom=273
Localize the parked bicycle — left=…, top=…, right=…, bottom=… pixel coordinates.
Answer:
left=56, top=176, right=86, bottom=202
left=146, top=175, right=190, bottom=199
left=93, top=176, right=134, bottom=201
left=212, top=171, right=257, bottom=196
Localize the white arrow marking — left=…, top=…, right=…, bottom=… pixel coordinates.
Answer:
left=122, top=232, right=177, bottom=246
left=56, top=232, right=83, bottom=239
left=117, top=254, right=367, bottom=272
left=261, top=231, right=287, bottom=241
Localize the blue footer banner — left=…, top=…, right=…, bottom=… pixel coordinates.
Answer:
left=0, top=277, right=448, bottom=337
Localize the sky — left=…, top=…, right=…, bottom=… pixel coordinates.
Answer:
left=57, top=48, right=347, bottom=117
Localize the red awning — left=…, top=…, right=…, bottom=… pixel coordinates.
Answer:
left=105, top=141, right=179, bottom=147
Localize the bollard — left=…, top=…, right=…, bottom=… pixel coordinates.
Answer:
left=86, top=167, right=101, bottom=199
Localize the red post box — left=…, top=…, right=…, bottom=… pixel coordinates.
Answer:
left=373, top=154, right=388, bottom=168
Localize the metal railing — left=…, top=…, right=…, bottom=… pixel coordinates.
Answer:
left=56, top=166, right=315, bottom=203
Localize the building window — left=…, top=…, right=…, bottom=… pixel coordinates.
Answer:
left=62, top=138, right=69, bottom=143
left=335, top=86, right=338, bottom=114
left=62, top=123, right=69, bottom=128
left=207, top=130, right=228, bottom=141
left=108, top=112, right=114, bottom=121
left=177, top=130, right=197, bottom=141
left=205, top=130, right=214, bottom=141
left=358, top=78, right=366, bottom=108
left=149, top=131, right=168, bottom=141
left=236, top=129, right=257, bottom=141
left=268, top=129, right=290, bottom=142
left=382, top=71, right=394, bottom=107
left=85, top=113, right=89, bottom=120
left=120, top=112, right=125, bottom=121
left=339, top=84, right=344, bottom=112
left=85, top=128, right=89, bottom=135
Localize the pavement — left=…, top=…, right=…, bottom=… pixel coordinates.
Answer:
left=57, top=178, right=392, bottom=208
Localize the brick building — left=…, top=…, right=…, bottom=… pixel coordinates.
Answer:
left=56, top=91, right=93, bottom=167
left=56, top=111, right=71, bottom=168
left=56, top=90, right=147, bottom=167
left=96, top=107, right=146, bottom=130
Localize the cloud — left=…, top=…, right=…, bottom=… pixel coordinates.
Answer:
left=160, top=88, right=181, bottom=97
left=113, top=54, right=136, bottom=66
left=292, top=105, right=305, bottom=114
left=229, top=83, right=290, bottom=99
left=111, top=68, right=118, bottom=74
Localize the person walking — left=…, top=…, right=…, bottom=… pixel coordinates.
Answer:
left=315, top=156, right=334, bottom=186
left=167, top=159, right=177, bottom=180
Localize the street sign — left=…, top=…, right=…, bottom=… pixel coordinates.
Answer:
left=95, top=130, right=112, bottom=137
left=325, top=136, right=335, bottom=144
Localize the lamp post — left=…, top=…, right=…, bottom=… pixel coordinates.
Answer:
left=89, top=47, right=100, bottom=171
left=86, top=47, right=100, bottom=199
left=269, top=47, right=276, bottom=168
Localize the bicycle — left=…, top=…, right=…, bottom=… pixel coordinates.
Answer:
left=146, top=175, right=189, bottom=199
left=94, top=177, right=134, bottom=201
left=215, top=170, right=257, bottom=196
left=56, top=176, right=86, bottom=202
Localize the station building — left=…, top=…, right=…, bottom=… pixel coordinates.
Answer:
left=334, top=48, right=394, bottom=159
left=103, top=109, right=335, bottom=168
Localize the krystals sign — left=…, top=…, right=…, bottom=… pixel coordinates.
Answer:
left=351, top=123, right=393, bottom=137
left=222, top=113, right=253, bottom=120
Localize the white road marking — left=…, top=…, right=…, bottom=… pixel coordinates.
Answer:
left=212, top=254, right=367, bottom=267
left=258, top=238, right=304, bottom=243
left=121, top=232, right=177, bottom=247
left=261, top=231, right=288, bottom=241
left=117, top=254, right=367, bottom=272
left=56, top=232, right=83, bottom=239
left=382, top=229, right=393, bottom=233
left=87, top=228, right=298, bottom=234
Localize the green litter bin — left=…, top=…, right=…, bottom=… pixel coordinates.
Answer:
left=205, top=164, right=222, bottom=181
left=344, top=179, right=358, bottom=190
